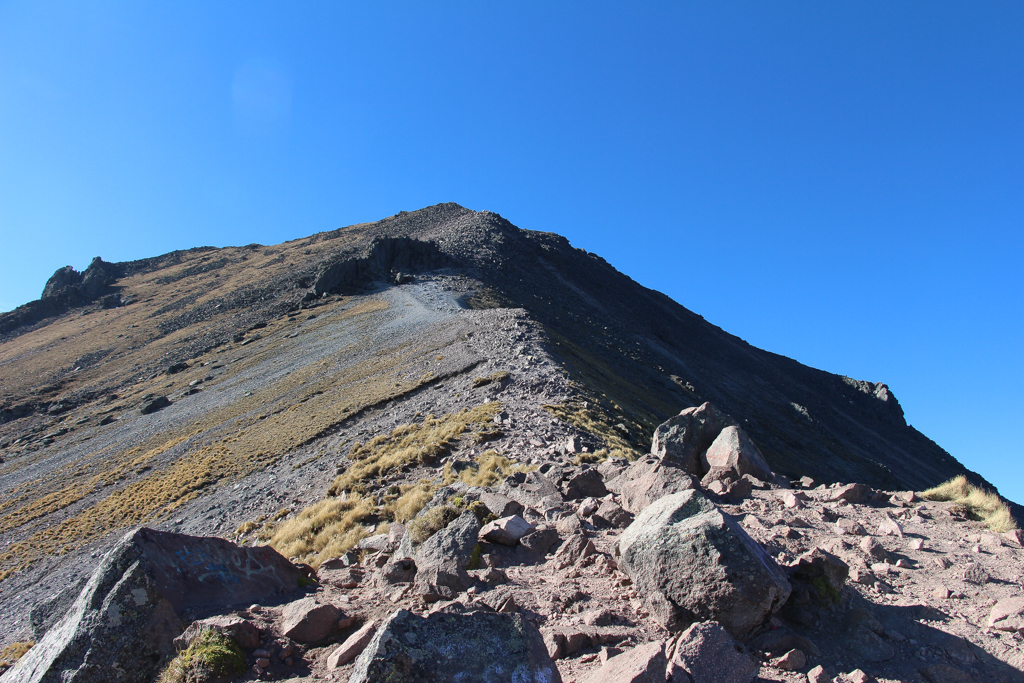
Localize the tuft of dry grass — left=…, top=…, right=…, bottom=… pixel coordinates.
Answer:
left=380, top=481, right=437, bottom=523
left=0, top=641, right=34, bottom=667
left=443, top=450, right=532, bottom=488
left=574, top=448, right=610, bottom=465
left=267, top=495, right=375, bottom=568
left=407, top=505, right=461, bottom=545
left=472, top=370, right=510, bottom=388
left=922, top=475, right=1018, bottom=533
left=544, top=401, right=641, bottom=462
left=329, top=403, right=503, bottom=495
left=235, top=521, right=257, bottom=536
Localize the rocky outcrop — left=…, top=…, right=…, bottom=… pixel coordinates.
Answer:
left=348, top=609, right=560, bottom=683
left=618, top=489, right=791, bottom=636
left=3, top=527, right=303, bottom=683
left=311, top=237, right=451, bottom=297
left=650, top=403, right=738, bottom=476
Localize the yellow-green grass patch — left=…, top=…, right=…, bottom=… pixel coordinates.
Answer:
left=922, top=475, right=1018, bottom=533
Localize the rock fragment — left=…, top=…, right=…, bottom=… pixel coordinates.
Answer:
left=326, top=620, right=377, bottom=669
left=583, top=641, right=666, bottom=683
left=668, top=621, right=756, bottom=683
left=987, top=596, right=1024, bottom=632
left=281, top=597, right=341, bottom=643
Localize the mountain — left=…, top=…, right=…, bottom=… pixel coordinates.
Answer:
left=0, top=203, right=1006, bottom=646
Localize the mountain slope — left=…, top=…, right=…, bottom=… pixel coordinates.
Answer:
left=0, top=203, right=1004, bottom=644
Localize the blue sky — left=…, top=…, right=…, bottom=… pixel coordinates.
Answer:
left=1, top=2, right=1021, bottom=502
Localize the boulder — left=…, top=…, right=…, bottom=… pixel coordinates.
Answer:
left=582, top=641, right=666, bottom=683
left=701, top=425, right=774, bottom=483
left=377, top=558, right=416, bottom=586
left=281, top=597, right=342, bottom=643
left=826, top=483, right=872, bottom=504
left=593, top=500, right=632, bottom=528
left=3, top=527, right=303, bottom=683
left=554, top=533, right=597, bottom=569
left=562, top=468, right=608, bottom=500
left=412, top=511, right=480, bottom=601
left=480, top=515, right=534, bottom=547
left=597, top=457, right=630, bottom=482
left=518, top=526, right=560, bottom=557
left=618, top=489, right=791, bottom=636
left=790, top=547, right=849, bottom=595
left=608, top=455, right=696, bottom=514
left=650, top=402, right=738, bottom=476
left=478, top=492, right=523, bottom=519
left=173, top=615, right=260, bottom=650
left=668, top=621, right=757, bottom=683
left=348, top=609, right=560, bottom=683
left=138, top=395, right=170, bottom=415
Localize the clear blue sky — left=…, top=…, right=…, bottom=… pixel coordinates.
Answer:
left=1, top=2, right=1021, bottom=502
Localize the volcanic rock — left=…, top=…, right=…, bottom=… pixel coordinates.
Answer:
left=348, top=609, right=560, bottom=683
left=3, top=527, right=302, bottom=683
left=618, top=489, right=791, bottom=636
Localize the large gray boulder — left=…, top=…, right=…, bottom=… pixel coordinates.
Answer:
left=650, top=402, right=737, bottom=476
left=3, top=527, right=304, bottom=683
left=607, top=455, right=696, bottom=514
left=412, top=511, right=480, bottom=601
left=700, top=425, right=774, bottom=483
left=618, top=490, right=791, bottom=637
left=348, top=608, right=561, bottom=683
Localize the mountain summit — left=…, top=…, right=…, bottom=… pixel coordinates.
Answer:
left=0, top=204, right=1011, bottom=665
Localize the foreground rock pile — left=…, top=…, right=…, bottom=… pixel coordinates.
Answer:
left=3, top=403, right=1022, bottom=683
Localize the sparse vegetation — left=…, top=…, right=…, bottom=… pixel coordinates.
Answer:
left=443, top=450, right=532, bottom=488
left=235, top=521, right=257, bottom=536
left=575, top=448, right=610, bottom=465
left=267, top=495, right=375, bottom=567
left=922, top=475, right=1018, bottom=533
left=472, top=370, right=510, bottom=388
left=544, top=401, right=641, bottom=462
left=157, top=629, right=244, bottom=683
left=0, top=641, right=33, bottom=667
left=380, top=481, right=437, bottom=523
left=329, top=403, right=503, bottom=495
left=407, top=504, right=461, bottom=544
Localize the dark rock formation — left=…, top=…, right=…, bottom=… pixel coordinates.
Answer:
left=348, top=608, right=560, bottom=683
left=3, top=527, right=303, bottom=683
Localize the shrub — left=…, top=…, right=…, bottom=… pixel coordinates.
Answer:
left=922, top=475, right=1018, bottom=533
